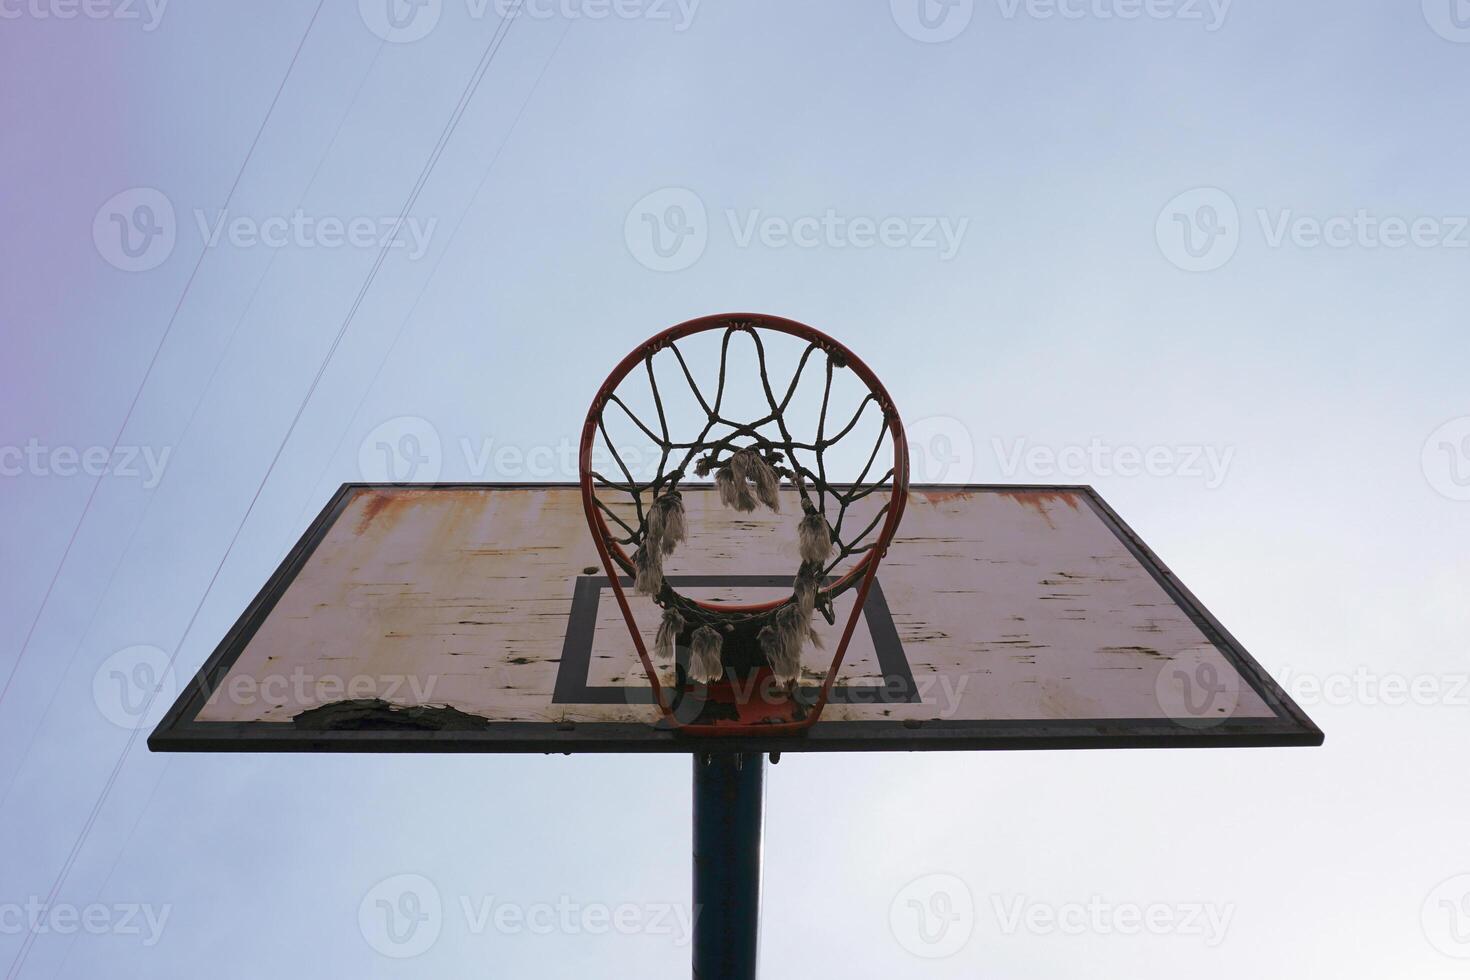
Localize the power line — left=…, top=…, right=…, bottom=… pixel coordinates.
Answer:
left=3, top=6, right=526, bottom=977
left=0, top=35, right=391, bottom=814
left=0, top=1, right=328, bottom=718
left=287, top=18, right=573, bottom=542
left=43, top=27, right=569, bottom=975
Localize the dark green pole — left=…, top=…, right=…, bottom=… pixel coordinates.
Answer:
left=691, top=752, right=765, bottom=979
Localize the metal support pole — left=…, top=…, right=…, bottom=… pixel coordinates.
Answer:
left=691, top=752, right=765, bottom=980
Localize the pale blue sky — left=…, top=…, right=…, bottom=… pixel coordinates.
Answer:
left=2, top=1, right=1468, bottom=976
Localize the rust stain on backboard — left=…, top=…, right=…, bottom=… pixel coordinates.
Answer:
left=352, top=486, right=485, bottom=539
left=353, top=489, right=406, bottom=535
left=914, top=489, right=976, bottom=505
left=998, top=490, right=1081, bottom=529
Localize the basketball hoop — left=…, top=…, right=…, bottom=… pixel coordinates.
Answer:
left=579, top=313, right=909, bottom=735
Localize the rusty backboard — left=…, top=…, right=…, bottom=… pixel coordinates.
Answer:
left=150, top=484, right=1321, bottom=753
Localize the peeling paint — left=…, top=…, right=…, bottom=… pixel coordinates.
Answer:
left=197, top=485, right=1277, bottom=727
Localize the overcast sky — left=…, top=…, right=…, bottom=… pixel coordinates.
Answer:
left=2, top=1, right=1468, bottom=976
